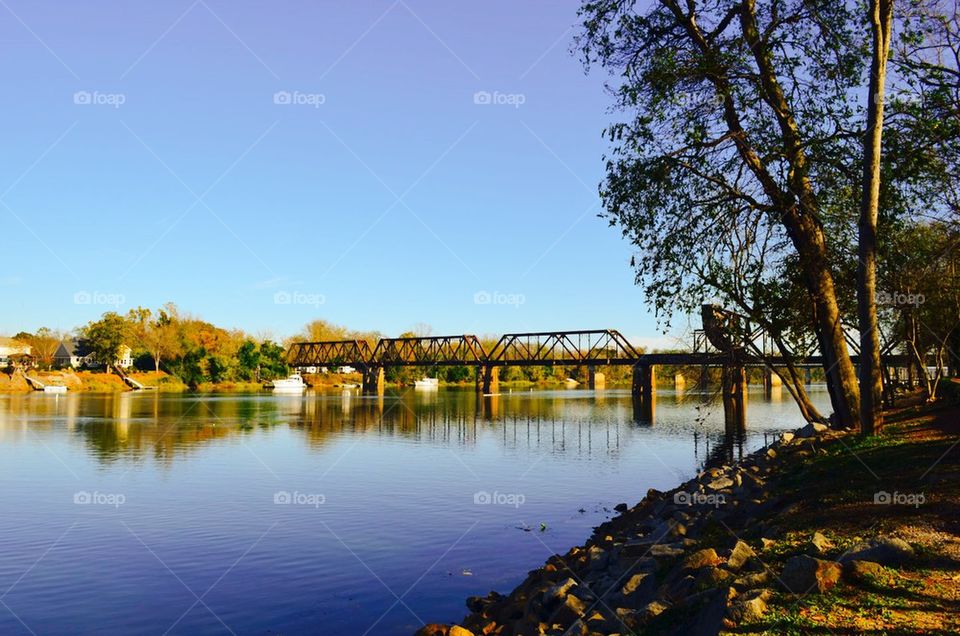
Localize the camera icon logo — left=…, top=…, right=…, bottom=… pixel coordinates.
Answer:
left=273, top=91, right=292, bottom=105
left=473, top=291, right=491, bottom=305
left=473, top=91, right=492, bottom=105
left=73, top=91, right=92, bottom=105
left=274, top=491, right=292, bottom=504
left=874, top=491, right=892, bottom=505
left=74, top=491, right=92, bottom=504
left=74, top=291, right=92, bottom=305
left=473, top=490, right=492, bottom=505
left=273, top=290, right=292, bottom=305
left=673, top=491, right=691, bottom=506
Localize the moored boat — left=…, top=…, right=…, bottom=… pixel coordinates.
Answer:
left=414, top=378, right=439, bottom=389
left=268, top=374, right=306, bottom=391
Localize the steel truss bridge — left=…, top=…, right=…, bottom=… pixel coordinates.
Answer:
left=286, top=330, right=642, bottom=370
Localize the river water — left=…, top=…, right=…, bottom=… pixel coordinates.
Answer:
left=0, top=386, right=828, bottom=635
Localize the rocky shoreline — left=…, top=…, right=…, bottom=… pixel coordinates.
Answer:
left=417, top=421, right=919, bottom=635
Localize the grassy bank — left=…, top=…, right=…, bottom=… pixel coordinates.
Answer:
left=418, top=386, right=960, bottom=636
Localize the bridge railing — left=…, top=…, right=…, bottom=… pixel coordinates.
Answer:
left=373, top=335, right=488, bottom=367
left=287, top=329, right=644, bottom=368
left=286, top=339, right=375, bottom=368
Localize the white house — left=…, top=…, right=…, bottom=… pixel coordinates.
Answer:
left=54, top=340, right=133, bottom=369
left=0, top=337, right=31, bottom=366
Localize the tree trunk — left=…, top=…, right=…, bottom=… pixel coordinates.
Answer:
left=857, top=0, right=895, bottom=435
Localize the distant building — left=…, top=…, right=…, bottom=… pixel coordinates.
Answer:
left=0, top=337, right=32, bottom=366
left=54, top=339, right=133, bottom=369
left=53, top=340, right=85, bottom=368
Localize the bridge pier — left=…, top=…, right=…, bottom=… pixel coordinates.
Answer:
left=763, top=367, right=782, bottom=396
left=699, top=365, right=709, bottom=391
left=722, top=364, right=747, bottom=428
left=362, top=366, right=384, bottom=394
left=632, top=364, right=656, bottom=423
left=476, top=365, right=499, bottom=395
left=804, top=367, right=812, bottom=385
left=588, top=366, right=605, bottom=390
left=674, top=372, right=686, bottom=390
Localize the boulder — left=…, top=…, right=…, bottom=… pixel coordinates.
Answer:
left=614, top=502, right=628, bottom=512
left=414, top=625, right=451, bottom=636
left=728, top=588, right=771, bottom=623
left=808, top=531, right=834, bottom=556
left=732, top=570, right=772, bottom=591
left=726, top=540, right=756, bottom=572
left=844, top=560, right=885, bottom=584
left=545, top=578, right=578, bottom=605
left=448, top=627, right=476, bottom=636
left=694, top=565, right=732, bottom=590
left=780, top=555, right=841, bottom=594
left=649, top=544, right=685, bottom=559
left=550, top=594, right=587, bottom=625
left=798, top=422, right=829, bottom=438
left=621, top=572, right=655, bottom=599
left=682, top=548, right=722, bottom=570
left=707, top=477, right=734, bottom=491
left=839, top=536, right=914, bottom=567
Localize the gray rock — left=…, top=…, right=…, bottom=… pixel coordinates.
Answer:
left=726, top=540, right=756, bottom=572
left=732, top=570, right=771, bottom=591
left=649, top=544, right=685, bottom=559
left=550, top=593, right=587, bottom=625
left=844, top=560, right=885, bottom=584
left=707, top=477, right=734, bottom=491
left=728, top=588, right=771, bottom=623
left=808, top=531, right=834, bottom=556
left=780, top=555, right=841, bottom=594
left=682, top=548, right=722, bottom=570
left=798, top=422, right=829, bottom=438
left=621, top=572, right=653, bottom=597
left=545, top=578, right=578, bottom=605
left=839, top=536, right=914, bottom=567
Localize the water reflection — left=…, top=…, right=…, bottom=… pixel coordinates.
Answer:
left=0, top=385, right=826, bottom=635
left=0, top=386, right=803, bottom=469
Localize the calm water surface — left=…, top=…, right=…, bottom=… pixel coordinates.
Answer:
left=0, top=386, right=828, bottom=635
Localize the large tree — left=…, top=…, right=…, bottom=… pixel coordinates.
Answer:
left=577, top=0, right=946, bottom=428
left=83, top=313, right=130, bottom=371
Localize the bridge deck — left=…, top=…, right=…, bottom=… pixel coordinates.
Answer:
left=286, top=331, right=910, bottom=369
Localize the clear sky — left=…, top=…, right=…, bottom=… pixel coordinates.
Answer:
left=0, top=0, right=689, bottom=348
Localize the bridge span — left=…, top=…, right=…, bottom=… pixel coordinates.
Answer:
left=285, top=329, right=909, bottom=414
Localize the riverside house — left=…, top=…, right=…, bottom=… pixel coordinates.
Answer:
left=0, top=337, right=31, bottom=366
left=54, top=339, right=133, bottom=369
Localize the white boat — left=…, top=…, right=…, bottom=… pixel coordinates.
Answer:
left=43, top=385, right=67, bottom=394
left=268, top=374, right=306, bottom=391
left=414, top=378, right=439, bottom=389
left=564, top=378, right=579, bottom=388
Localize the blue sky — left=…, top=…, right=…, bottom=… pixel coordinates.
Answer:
left=0, top=0, right=688, bottom=348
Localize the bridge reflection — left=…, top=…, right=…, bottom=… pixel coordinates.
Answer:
left=0, top=388, right=785, bottom=468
